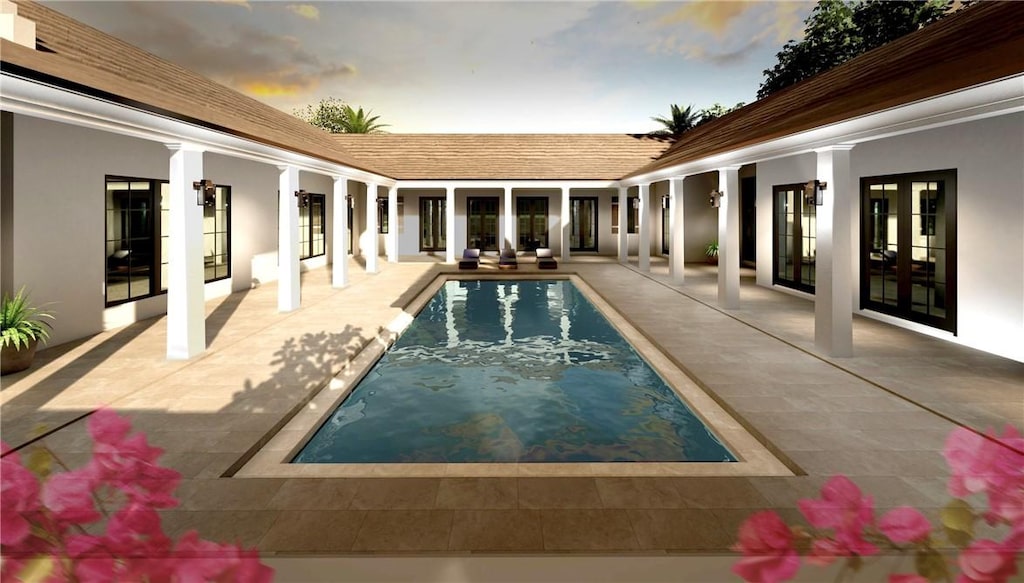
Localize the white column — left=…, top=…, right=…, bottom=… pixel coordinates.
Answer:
left=364, top=181, right=379, bottom=273
left=503, top=187, right=514, bottom=250
left=670, top=177, right=686, bottom=284
left=638, top=183, right=651, bottom=272
left=717, top=166, right=741, bottom=309
left=332, top=176, right=348, bottom=288
left=617, top=186, right=628, bottom=263
left=386, top=187, right=399, bottom=263
left=277, top=165, right=301, bottom=312
left=560, top=186, right=570, bottom=262
left=165, top=145, right=206, bottom=360
left=445, top=186, right=456, bottom=263
left=814, top=145, right=856, bottom=357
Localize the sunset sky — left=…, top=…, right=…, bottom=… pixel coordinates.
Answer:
left=47, top=1, right=816, bottom=133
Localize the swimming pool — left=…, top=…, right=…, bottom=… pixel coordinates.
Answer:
left=293, top=279, right=736, bottom=463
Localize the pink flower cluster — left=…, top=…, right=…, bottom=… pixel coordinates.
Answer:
left=1, top=408, right=274, bottom=582
left=732, top=424, right=1024, bottom=583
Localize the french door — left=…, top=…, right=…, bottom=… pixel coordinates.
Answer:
left=861, top=170, right=956, bottom=333
left=569, top=197, right=598, bottom=252
left=467, top=197, right=499, bottom=251
left=419, top=197, right=446, bottom=251
left=773, top=184, right=816, bottom=293
left=516, top=197, right=548, bottom=251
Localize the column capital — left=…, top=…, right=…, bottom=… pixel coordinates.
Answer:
left=814, top=144, right=856, bottom=153
left=165, top=143, right=205, bottom=153
left=276, top=163, right=299, bottom=172
left=717, top=164, right=744, bottom=172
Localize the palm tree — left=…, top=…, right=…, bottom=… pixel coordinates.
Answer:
left=650, top=104, right=700, bottom=140
left=339, top=105, right=389, bottom=134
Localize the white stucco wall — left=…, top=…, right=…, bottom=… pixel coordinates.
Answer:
left=683, top=173, right=720, bottom=262
left=9, top=115, right=327, bottom=347
left=754, top=114, right=1024, bottom=361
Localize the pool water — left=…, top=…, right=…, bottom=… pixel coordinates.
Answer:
left=293, top=279, right=736, bottom=463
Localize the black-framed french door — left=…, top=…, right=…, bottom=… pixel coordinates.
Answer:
left=467, top=197, right=499, bottom=251
left=419, top=197, right=446, bottom=252
left=516, top=197, right=548, bottom=251
left=773, top=183, right=816, bottom=293
left=569, top=197, right=598, bottom=252
left=861, top=170, right=956, bottom=333
left=661, top=196, right=670, bottom=255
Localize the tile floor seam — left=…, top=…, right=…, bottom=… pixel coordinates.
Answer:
left=612, top=262, right=1024, bottom=456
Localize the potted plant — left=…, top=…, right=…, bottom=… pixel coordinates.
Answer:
left=1, top=287, right=54, bottom=375
left=704, top=240, right=719, bottom=265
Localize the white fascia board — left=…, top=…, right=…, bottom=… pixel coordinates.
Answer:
left=395, top=179, right=619, bottom=190
left=0, top=73, right=395, bottom=186
left=622, top=75, right=1024, bottom=187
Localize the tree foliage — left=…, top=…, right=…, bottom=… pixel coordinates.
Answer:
left=293, top=98, right=389, bottom=134
left=649, top=104, right=701, bottom=139
left=650, top=101, right=746, bottom=140
left=758, top=0, right=958, bottom=99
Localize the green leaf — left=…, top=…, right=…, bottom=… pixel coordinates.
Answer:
left=915, top=548, right=951, bottom=581
left=26, top=447, right=54, bottom=478
left=16, top=556, right=55, bottom=583
left=941, top=498, right=975, bottom=547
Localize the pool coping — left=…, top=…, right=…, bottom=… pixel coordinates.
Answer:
left=235, top=273, right=794, bottom=478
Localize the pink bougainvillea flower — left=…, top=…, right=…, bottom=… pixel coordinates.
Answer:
left=957, top=538, right=1019, bottom=583
left=0, top=443, right=41, bottom=546
left=87, top=408, right=133, bottom=446
left=798, top=475, right=878, bottom=557
left=945, top=426, right=1024, bottom=499
left=42, top=467, right=101, bottom=525
left=805, top=538, right=844, bottom=566
left=731, top=510, right=801, bottom=583
left=878, top=506, right=932, bottom=544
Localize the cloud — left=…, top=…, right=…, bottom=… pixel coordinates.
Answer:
left=286, top=4, right=319, bottom=21
left=658, top=1, right=753, bottom=38
left=102, top=3, right=355, bottom=98
left=207, top=0, right=251, bottom=10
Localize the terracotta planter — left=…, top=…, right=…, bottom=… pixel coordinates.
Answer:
left=1, top=337, right=39, bottom=375
left=706, top=256, right=719, bottom=265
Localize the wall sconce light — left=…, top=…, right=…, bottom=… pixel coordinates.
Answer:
left=632, top=197, right=641, bottom=209
left=709, top=189, right=723, bottom=208
left=804, top=180, right=826, bottom=206
left=193, top=179, right=215, bottom=206
left=661, top=196, right=670, bottom=209
left=294, top=189, right=310, bottom=208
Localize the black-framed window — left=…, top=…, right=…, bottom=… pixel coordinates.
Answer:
left=377, top=198, right=388, bottom=234
left=773, top=183, right=816, bottom=293
left=861, top=170, right=956, bottom=333
left=516, top=197, right=548, bottom=251
left=611, top=196, right=638, bottom=234
left=419, top=197, right=446, bottom=251
left=203, top=186, right=231, bottom=282
left=106, top=176, right=230, bottom=307
left=570, top=197, right=598, bottom=252
left=106, top=177, right=160, bottom=305
left=299, top=193, right=326, bottom=259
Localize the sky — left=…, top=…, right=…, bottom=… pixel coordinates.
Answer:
left=46, top=1, right=816, bottom=134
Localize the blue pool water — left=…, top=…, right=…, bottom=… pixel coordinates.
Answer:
left=294, top=280, right=736, bottom=463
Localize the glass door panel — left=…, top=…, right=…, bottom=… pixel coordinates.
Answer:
left=773, top=185, right=813, bottom=292
left=661, top=198, right=670, bottom=254
left=861, top=171, right=955, bottom=333
left=570, top=197, right=597, bottom=251
left=516, top=197, right=548, bottom=251
left=419, top=197, right=446, bottom=251
left=467, top=197, right=499, bottom=251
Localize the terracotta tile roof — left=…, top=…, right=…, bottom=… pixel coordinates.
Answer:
left=2, top=0, right=390, bottom=177
left=626, top=1, right=1024, bottom=179
left=330, top=134, right=671, bottom=180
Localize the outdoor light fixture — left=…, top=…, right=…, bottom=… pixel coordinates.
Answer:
left=662, top=196, right=670, bottom=209
left=632, top=197, right=641, bottom=209
left=193, top=179, right=215, bottom=206
left=804, top=180, right=827, bottom=206
left=295, top=189, right=310, bottom=208
left=709, top=189, right=723, bottom=208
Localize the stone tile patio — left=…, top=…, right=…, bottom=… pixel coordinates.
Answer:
left=2, top=256, right=1021, bottom=567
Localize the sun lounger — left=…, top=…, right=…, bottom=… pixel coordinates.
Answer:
left=535, top=248, right=557, bottom=270
left=499, top=248, right=518, bottom=270
left=458, top=248, right=481, bottom=270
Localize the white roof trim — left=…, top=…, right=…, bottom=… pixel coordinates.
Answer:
left=395, top=180, right=619, bottom=190
left=622, top=75, right=1024, bottom=186
left=0, top=73, right=396, bottom=186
